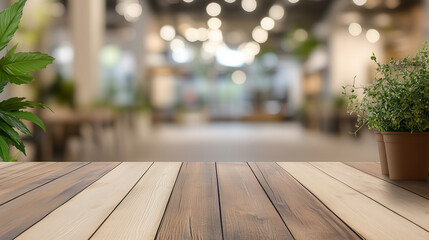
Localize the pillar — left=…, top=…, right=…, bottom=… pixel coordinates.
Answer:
left=69, top=0, right=105, bottom=107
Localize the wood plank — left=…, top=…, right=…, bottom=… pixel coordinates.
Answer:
left=0, top=162, right=21, bottom=170
left=91, top=162, right=182, bottom=240
left=156, top=162, right=222, bottom=240
left=0, top=162, right=55, bottom=182
left=312, top=162, right=429, bottom=231
left=217, top=162, right=293, bottom=240
left=249, top=162, right=360, bottom=240
left=0, top=162, right=119, bottom=240
left=277, top=162, right=429, bottom=240
left=0, top=162, right=88, bottom=205
left=17, top=162, right=152, bottom=240
left=346, top=162, right=429, bottom=200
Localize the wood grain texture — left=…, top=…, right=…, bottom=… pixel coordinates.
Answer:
left=346, top=162, right=429, bottom=200
left=278, top=162, right=429, bottom=240
left=91, top=162, right=182, bottom=240
left=0, top=162, right=20, bottom=170
left=249, top=162, right=360, bottom=240
left=0, top=162, right=119, bottom=240
left=217, top=162, right=293, bottom=240
left=312, top=162, right=429, bottom=231
left=0, top=162, right=55, bottom=182
left=17, top=162, right=152, bottom=240
left=156, top=162, right=222, bottom=240
left=0, top=162, right=88, bottom=205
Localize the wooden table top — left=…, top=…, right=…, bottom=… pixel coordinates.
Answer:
left=0, top=162, right=428, bottom=240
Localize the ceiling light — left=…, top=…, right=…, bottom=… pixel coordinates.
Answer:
left=288, top=0, right=299, bottom=3
left=170, top=38, right=185, bottom=50
left=244, top=53, right=255, bottom=64
left=185, top=28, right=199, bottom=42
left=198, top=28, right=209, bottom=41
left=261, top=17, right=275, bottom=31
left=348, top=23, right=362, bottom=36
left=366, top=29, right=380, bottom=43
left=183, top=0, right=194, bottom=3
left=232, top=70, right=247, bottom=85
left=126, top=3, right=142, bottom=18
left=216, top=45, right=245, bottom=67
left=206, top=2, right=221, bottom=17
left=203, top=41, right=220, bottom=54
left=160, top=25, right=176, bottom=41
left=269, top=4, right=285, bottom=20
left=353, top=0, right=367, bottom=6
left=225, top=0, right=236, bottom=3
left=242, top=0, right=257, bottom=13
left=115, top=2, right=126, bottom=16
left=239, top=41, right=260, bottom=56
left=208, top=17, right=222, bottom=29
left=252, top=26, right=268, bottom=43
left=208, top=29, right=223, bottom=42
left=172, top=48, right=193, bottom=63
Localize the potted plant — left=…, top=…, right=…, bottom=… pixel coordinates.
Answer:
left=0, top=0, right=54, bottom=162
left=344, top=42, right=429, bottom=180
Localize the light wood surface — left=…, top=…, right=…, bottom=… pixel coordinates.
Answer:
left=249, top=162, right=360, bottom=240
left=346, top=162, right=429, bottom=200
left=17, top=162, right=152, bottom=240
left=312, top=162, right=429, bottom=231
left=0, top=162, right=119, bottom=239
left=156, top=162, right=222, bottom=240
left=278, top=162, right=429, bottom=240
left=217, top=162, right=293, bottom=240
left=0, top=162, right=428, bottom=240
left=0, top=162, right=21, bottom=170
left=91, top=162, right=182, bottom=240
left=0, top=162, right=88, bottom=205
left=0, top=162, right=55, bottom=182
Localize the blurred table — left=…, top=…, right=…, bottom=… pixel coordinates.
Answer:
left=0, top=162, right=428, bottom=239
left=37, top=109, right=115, bottom=161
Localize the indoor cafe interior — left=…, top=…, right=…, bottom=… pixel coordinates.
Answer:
left=0, top=0, right=427, bottom=163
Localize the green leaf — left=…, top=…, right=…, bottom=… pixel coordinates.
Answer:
left=1, top=73, right=33, bottom=85
left=0, top=0, right=27, bottom=51
left=0, top=97, right=26, bottom=110
left=6, top=44, right=18, bottom=56
left=0, top=44, right=18, bottom=66
left=0, top=97, right=50, bottom=111
left=0, top=121, right=21, bottom=146
left=0, top=111, right=31, bottom=135
left=1, top=132, right=25, bottom=155
left=0, top=81, right=7, bottom=94
left=0, top=136, right=10, bottom=162
left=11, top=111, right=45, bottom=131
left=1, top=52, right=54, bottom=76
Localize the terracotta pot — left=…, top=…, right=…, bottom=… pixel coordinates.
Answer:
left=374, top=131, right=388, bottom=175
left=382, top=132, right=429, bottom=181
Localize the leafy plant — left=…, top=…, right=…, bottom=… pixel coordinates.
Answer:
left=343, top=42, right=429, bottom=134
left=0, top=0, right=54, bottom=161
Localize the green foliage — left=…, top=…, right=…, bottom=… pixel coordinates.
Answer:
left=0, top=0, right=54, bottom=161
left=343, top=42, right=429, bottom=134
left=0, top=0, right=26, bottom=51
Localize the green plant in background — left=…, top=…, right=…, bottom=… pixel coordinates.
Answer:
left=343, top=42, right=429, bottom=134
left=0, top=0, right=54, bottom=161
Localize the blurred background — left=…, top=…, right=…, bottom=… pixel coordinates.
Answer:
left=0, top=0, right=427, bottom=162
